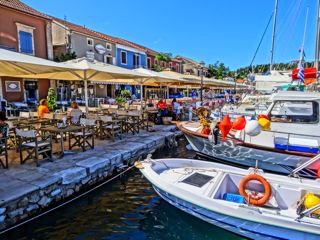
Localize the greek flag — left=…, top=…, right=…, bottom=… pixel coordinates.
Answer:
left=297, top=60, right=304, bottom=84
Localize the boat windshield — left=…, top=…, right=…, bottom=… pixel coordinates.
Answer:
left=270, top=101, right=318, bottom=123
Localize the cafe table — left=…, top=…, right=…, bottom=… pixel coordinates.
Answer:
left=42, top=125, right=84, bottom=158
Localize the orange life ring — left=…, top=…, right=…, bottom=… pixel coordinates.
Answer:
left=239, top=174, right=271, bottom=206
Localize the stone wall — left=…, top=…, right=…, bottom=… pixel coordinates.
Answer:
left=0, top=126, right=179, bottom=232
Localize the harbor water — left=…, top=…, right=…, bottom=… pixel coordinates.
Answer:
left=4, top=137, right=245, bottom=240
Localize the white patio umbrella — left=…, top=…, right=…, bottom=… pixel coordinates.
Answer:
left=0, top=48, right=79, bottom=76
left=7, top=57, right=150, bottom=110
left=132, top=68, right=186, bottom=104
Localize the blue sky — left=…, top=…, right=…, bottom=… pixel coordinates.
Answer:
left=24, top=0, right=318, bottom=70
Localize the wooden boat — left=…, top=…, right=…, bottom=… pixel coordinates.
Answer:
left=137, top=157, right=320, bottom=239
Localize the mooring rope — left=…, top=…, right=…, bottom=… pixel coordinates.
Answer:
left=0, top=164, right=136, bottom=236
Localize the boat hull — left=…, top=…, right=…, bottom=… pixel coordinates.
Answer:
left=184, top=132, right=314, bottom=175
left=154, top=186, right=318, bottom=240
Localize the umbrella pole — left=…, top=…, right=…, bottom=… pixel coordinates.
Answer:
left=140, top=83, right=143, bottom=109
left=84, top=70, right=89, bottom=112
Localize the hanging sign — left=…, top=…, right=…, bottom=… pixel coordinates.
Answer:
left=95, top=44, right=106, bottom=55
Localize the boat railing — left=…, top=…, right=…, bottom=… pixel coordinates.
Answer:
left=244, top=129, right=320, bottom=150
left=296, top=202, right=320, bottom=221
left=290, top=154, right=320, bottom=176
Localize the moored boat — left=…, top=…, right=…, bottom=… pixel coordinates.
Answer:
left=137, top=157, right=320, bottom=240
left=178, top=91, right=320, bottom=176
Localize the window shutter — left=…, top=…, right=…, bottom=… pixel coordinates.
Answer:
left=19, top=31, right=33, bottom=54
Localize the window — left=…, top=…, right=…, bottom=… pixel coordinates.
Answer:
left=105, top=54, right=113, bottom=64
left=133, top=54, right=140, bottom=67
left=106, top=43, right=112, bottom=51
left=147, top=57, right=151, bottom=69
left=270, top=101, right=318, bottom=123
left=87, top=38, right=93, bottom=46
left=16, top=23, right=35, bottom=55
left=19, top=31, right=33, bottom=54
left=169, top=62, right=172, bottom=68
left=155, top=59, right=158, bottom=65
left=121, top=51, right=127, bottom=65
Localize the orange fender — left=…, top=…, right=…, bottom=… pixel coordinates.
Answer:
left=219, top=114, right=232, bottom=140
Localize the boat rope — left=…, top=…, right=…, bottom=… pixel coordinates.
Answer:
left=249, top=12, right=274, bottom=71
left=0, top=164, right=136, bottom=236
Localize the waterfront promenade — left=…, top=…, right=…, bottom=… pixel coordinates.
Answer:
left=0, top=125, right=179, bottom=231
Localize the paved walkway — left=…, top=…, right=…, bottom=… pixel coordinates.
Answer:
left=0, top=125, right=179, bottom=230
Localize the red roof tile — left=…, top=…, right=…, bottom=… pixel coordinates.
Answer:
left=0, top=0, right=51, bottom=20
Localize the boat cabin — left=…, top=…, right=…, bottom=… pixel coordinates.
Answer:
left=243, top=91, right=320, bottom=153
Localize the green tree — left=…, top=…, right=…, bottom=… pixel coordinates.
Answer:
left=155, top=52, right=172, bottom=63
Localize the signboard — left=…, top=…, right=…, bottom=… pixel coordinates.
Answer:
left=95, top=44, right=106, bottom=55
left=5, top=81, right=21, bottom=92
left=86, top=50, right=95, bottom=62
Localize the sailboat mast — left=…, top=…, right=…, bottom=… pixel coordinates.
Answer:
left=300, top=8, right=309, bottom=61
left=270, top=0, right=279, bottom=72
left=315, top=0, right=320, bottom=83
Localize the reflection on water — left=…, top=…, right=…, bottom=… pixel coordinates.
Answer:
left=4, top=137, right=245, bottom=240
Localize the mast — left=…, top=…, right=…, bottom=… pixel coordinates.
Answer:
left=300, top=8, right=309, bottom=61
left=269, top=0, right=279, bottom=72
left=315, top=0, right=320, bottom=83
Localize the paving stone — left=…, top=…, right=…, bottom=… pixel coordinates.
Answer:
left=54, top=167, right=87, bottom=185
left=0, top=175, right=39, bottom=204
left=76, top=157, right=111, bottom=174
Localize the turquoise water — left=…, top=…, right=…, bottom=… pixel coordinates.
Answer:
left=4, top=138, right=245, bottom=240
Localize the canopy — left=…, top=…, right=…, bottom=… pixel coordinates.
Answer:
left=292, top=67, right=316, bottom=81
left=0, top=48, right=77, bottom=76
left=4, top=57, right=151, bottom=110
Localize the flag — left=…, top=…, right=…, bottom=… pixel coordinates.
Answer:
left=297, top=60, right=304, bottom=84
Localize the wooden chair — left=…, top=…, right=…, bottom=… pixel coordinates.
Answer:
left=0, top=128, right=9, bottom=168
left=126, top=111, right=140, bottom=135
left=99, top=115, right=122, bottom=140
left=69, top=118, right=96, bottom=152
left=16, top=128, right=53, bottom=167
left=19, top=111, right=30, bottom=119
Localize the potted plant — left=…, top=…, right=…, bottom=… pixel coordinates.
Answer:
left=116, top=96, right=126, bottom=108
left=47, top=88, right=57, bottom=111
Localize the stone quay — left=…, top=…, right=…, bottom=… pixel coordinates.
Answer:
left=0, top=125, right=180, bottom=232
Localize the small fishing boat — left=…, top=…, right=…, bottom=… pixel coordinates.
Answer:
left=179, top=91, right=320, bottom=176
left=137, top=157, right=320, bottom=240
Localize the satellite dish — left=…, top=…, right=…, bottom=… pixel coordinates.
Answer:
left=95, top=44, right=106, bottom=54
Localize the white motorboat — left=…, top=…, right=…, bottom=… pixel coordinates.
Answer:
left=179, top=91, right=320, bottom=176
left=220, top=94, right=272, bottom=119
left=137, top=157, right=320, bottom=240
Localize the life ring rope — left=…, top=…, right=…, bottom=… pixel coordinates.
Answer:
left=239, top=174, right=271, bottom=206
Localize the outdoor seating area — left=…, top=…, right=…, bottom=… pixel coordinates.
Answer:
left=0, top=98, right=190, bottom=168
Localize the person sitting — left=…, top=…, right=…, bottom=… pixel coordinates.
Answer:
left=38, top=99, right=50, bottom=119
left=171, top=98, right=181, bottom=120
left=69, top=102, right=82, bottom=125
left=147, top=99, right=154, bottom=108
left=157, top=98, right=167, bottom=110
